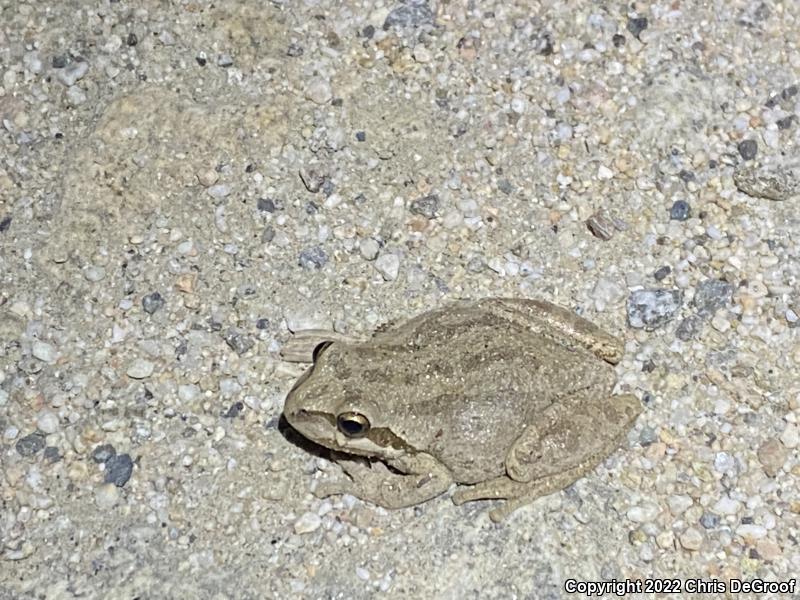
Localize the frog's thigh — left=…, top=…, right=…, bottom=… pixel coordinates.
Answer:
left=315, top=454, right=452, bottom=510
left=506, top=393, right=641, bottom=483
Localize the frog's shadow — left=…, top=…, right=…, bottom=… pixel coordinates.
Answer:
left=277, top=414, right=332, bottom=460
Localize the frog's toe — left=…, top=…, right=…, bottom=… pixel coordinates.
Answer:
left=313, top=479, right=355, bottom=499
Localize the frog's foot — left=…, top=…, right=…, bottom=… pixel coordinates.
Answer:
left=452, top=467, right=588, bottom=522
left=314, top=456, right=452, bottom=510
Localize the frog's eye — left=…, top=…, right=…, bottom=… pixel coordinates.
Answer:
left=336, top=411, right=370, bottom=438
left=312, top=341, right=333, bottom=363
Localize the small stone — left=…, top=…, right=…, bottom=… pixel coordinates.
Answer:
left=780, top=423, right=799, bottom=448
left=675, top=314, right=704, bottom=341
left=693, top=279, right=733, bottom=314
left=586, top=211, right=615, bottom=240
left=207, top=184, right=231, bottom=200
left=359, top=239, right=380, bottom=261
left=43, top=446, right=61, bottom=462
left=413, top=45, right=432, bottom=63
left=383, top=2, right=434, bottom=29
left=669, top=200, right=691, bottom=221
left=667, top=494, right=694, bottom=516
left=374, top=254, right=400, bottom=281
left=627, top=503, right=659, bottom=523
left=31, top=340, right=57, bottom=363
left=257, top=198, right=276, bottom=212
left=36, top=411, right=59, bottom=434
left=597, top=165, right=614, bottom=180
left=91, top=444, right=117, bottom=463
left=679, top=527, right=703, bottom=551
left=626, top=289, right=683, bottom=330
left=95, top=483, right=120, bottom=509
left=737, top=139, right=758, bottom=161
left=142, top=292, right=165, bottom=314
left=355, top=131, right=366, bottom=142
left=736, top=524, right=767, bottom=541
left=197, top=169, right=218, bottom=187
left=498, top=179, right=514, bottom=195
left=16, top=432, right=46, bottom=457
left=756, top=539, right=782, bottom=561
left=104, top=453, right=134, bottom=487
left=298, top=246, right=328, bottom=270
left=734, top=162, right=800, bottom=201
left=222, top=402, right=244, bottom=418
left=409, top=194, right=440, bottom=219
left=127, top=359, right=154, bottom=379
left=57, top=61, right=89, bottom=86
left=286, top=43, right=304, bottom=57
left=84, top=266, right=106, bottom=281
left=700, top=513, right=720, bottom=529
left=757, top=439, right=788, bottom=476
left=299, top=169, right=325, bottom=193
left=638, top=426, right=658, bottom=446
left=305, top=78, right=332, bottom=105
left=653, top=266, right=671, bottom=281
left=626, top=16, right=648, bottom=38
left=294, top=512, right=322, bottom=534
left=713, top=496, right=741, bottom=515
left=223, top=328, right=255, bottom=355
left=262, top=226, right=276, bottom=243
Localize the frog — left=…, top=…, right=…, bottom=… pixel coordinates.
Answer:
left=283, top=297, right=641, bottom=522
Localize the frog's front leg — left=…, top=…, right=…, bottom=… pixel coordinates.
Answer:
left=314, top=453, right=453, bottom=509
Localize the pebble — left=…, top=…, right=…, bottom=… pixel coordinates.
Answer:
left=737, top=139, right=758, bottom=161
left=409, top=194, right=440, bottom=219
left=679, top=527, right=703, bottom=551
left=305, top=78, right=332, bottom=105
left=298, top=247, right=328, bottom=270
left=91, top=443, right=117, bottom=463
left=207, top=184, right=231, bottom=200
left=104, top=453, right=134, bottom=487
left=693, top=279, right=733, bottom=314
left=384, top=1, right=434, bottom=29
left=700, top=513, right=720, bottom=529
left=734, top=162, right=800, bottom=201
left=293, top=512, right=322, bottom=534
left=669, top=200, right=691, bottom=221
left=142, top=292, right=166, bottom=314
left=36, top=411, right=59, bottom=434
left=95, top=483, right=120, bottom=509
left=57, top=61, right=89, bottom=86
left=127, top=359, right=155, bottom=379
left=653, top=266, right=671, bottom=281
left=359, top=238, right=380, bottom=261
left=627, top=16, right=648, bottom=38
left=84, top=266, right=106, bottom=282
left=713, top=496, right=741, bottom=516
left=31, top=340, right=57, bottom=363
left=178, top=384, right=200, bottom=403
left=223, top=328, right=255, bottom=355
left=757, top=438, right=788, bottom=476
left=736, top=524, right=767, bottom=541
left=627, top=503, right=659, bottom=523
left=667, top=495, right=693, bottom=516
left=374, top=254, right=400, bottom=281
left=586, top=211, right=615, bottom=240
left=779, top=423, right=799, bottom=448
left=626, top=289, right=683, bottom=330
left=16, top=432, right=46, bottom=457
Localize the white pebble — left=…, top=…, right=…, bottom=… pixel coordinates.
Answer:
left=293, top=512, right=322, bottom=534
left=84, top=266, right=106, bottom=282
left=736, top=524, right=767, bottom=540
left=305, top=78, right=332, bottom=105
left=627, top=503, right=659, bottom=523
left=780, top=423, right=799, bottom=448
left=374, top=254, right=400, bottom=281
left=359, top=239, right=380, bottom=261
left=95, top=483, right=120, bottom=509
left=713, top=496, right=741, bottom=515
left=667, top=494, right=693, bottom=516
left=57, top=61, right=89, bottom=86
left=31, top=340, right=57, bottom=363
left=127, top=359, right=155, bottom=379
left=36, top=411, right=59, bottom=434
left=597, top=165, right=614, bottom=180
left=178, top=384, right=200, bottom=402
left=207, top=184, right=231, bottom=200
left=355, top=567, right=371, bottom=581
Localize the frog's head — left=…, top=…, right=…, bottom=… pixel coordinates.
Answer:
left=283, top=341, right=411, bottom=459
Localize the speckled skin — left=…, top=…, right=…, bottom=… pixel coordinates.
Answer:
left=284, top=298, right=641, bottom=521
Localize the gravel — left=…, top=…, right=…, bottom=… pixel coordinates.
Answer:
left=2, top=0, right=799, bottom=596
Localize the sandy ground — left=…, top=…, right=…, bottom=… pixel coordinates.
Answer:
left=1, top=0, right=799, bottom=598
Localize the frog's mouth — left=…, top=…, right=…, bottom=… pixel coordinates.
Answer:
left=285, top=408, right=409, bottom=459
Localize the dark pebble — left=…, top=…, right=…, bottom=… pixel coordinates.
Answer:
left=653, top=266, right=671, bottom=281
left=256, top=318, right=269, bottom=330
left=298, top=246, right=328, bottom=269
left=196, top=56, right=207, bottom=67
left=321, top=178, right=335, bottom=196
left=737, top=139, right=758, bottom=161
left=383, top=2, right=434, bottom=30
left=626, top=16, right=648, bottom=38
left=355, top=131, right=366, bottom=142
left=223, top=328, right=255, bottom=355
left=670, top=200, right=691, bottom=221
left=44, top=446, right=61, bottom=462
left=776, top=115, right=796, bottom=130
left=257, top=198, right=276, bottom=212
left=286, top=43, right=304, bottom=57
left=782, top=84, right=798, bottom=100
left=675, top=315, right=704, bottom=341
left=51, top=54, right=68, bottom=68
left=700, top=513, right=720, bottom=529
left=0, top=215, right=11, bottom=232
left=91, top=443, right=117, bottom=463
left=626, top=289, right=683, bottom=330
left=104, top=453, right=134, bottom=487
left=362, top=25, right=375, bottom=38
left=127, top=32, right=138, bottom=46
left=497, top=179, right=514, bottom=195
left=612, top=33, right=626, bottom=47
left=222, top=402, right=244, bottom=418
left=142, top=292, right=165, bottom=314
left=639, top=426, right=658, bottom=446
left=16, top=432, right=46, bottom=457
left=261, top=225, right=276, bottom=243
left=693, top=279, right=733, bottom=314
left=678, top=169, right=696, bottom=183
left=409, top=194, right=440, bottom=219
